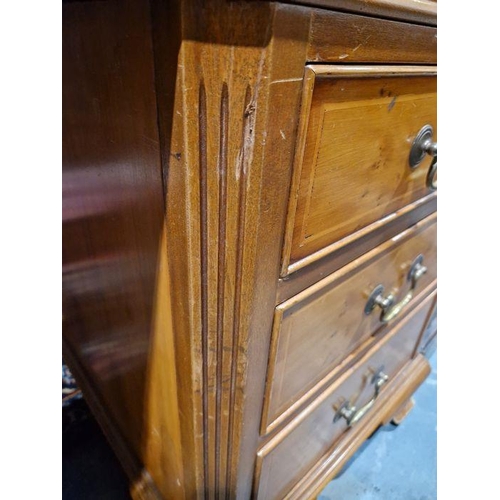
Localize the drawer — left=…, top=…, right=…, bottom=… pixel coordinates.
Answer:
left=419, top=295, right=437, bottom=355
left=255, top=292, right=435, bottom=500
left=282, top=65, right=437, bottom=274
left=263, top=213, right=436, bottom=432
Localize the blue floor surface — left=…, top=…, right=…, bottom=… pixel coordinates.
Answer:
left=318, top=352, right=437, bottom=500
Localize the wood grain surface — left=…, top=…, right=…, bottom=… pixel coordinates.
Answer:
left=308, top=9, right=437, bottom=63
left=62, top=0, right=438, bottom=497
left=151, top=1, right=312, bottom=497
left=62, top=0, right=164, bottom=462
left=278, top=194, right=436, bottom=300
left=255, top=292, right=435, bottom=499
left=283, top=66, right=437, bottom=272
left=286, top=353, right=431, bottom=499
left=264, top=214, right=436, bottom=432
left=276, top=0, right=436, bottom=25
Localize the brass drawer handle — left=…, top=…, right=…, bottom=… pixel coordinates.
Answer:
left=409, top=124, right=437, bottom=168
left=333, top=368, right=389, bottom=427
left=410, top=124, right=437, bottom=191
left=427, top=158, right=437, bottom=191
left=364, top=255, right=427, bottom=323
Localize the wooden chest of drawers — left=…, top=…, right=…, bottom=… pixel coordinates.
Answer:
left=62, top=0, right=437, bottom=498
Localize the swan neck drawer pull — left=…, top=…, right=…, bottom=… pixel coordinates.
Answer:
left=364, top=255, right=427, bottom=323
left=333, top=369, right=389, bottom=427
left=427, top=157, right=437, bottom=191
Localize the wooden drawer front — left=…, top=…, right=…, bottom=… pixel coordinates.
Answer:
left=263, top=214, right=436, bottom=432
left=419, top=295, right=437, bottom=354
left=283, top=66, right=437, bottom=274
left=255, top=292, right=435, bottom=500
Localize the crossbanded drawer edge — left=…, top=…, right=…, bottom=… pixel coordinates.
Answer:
left=263, top=212, right=437, bottom=433
left=281, top=64, right=437, bottom=277
left=254, top=290, right=436, bottom=499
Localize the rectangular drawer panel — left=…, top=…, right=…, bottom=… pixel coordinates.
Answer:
left=255, top=292, right=435, bottom=500
left=419, top=295, right=437, bottom=355
left=283, top=66, right=437, bottom=273
left=263, top=214, right=436, bottom=432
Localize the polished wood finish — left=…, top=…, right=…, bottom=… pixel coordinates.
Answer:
left=277, top=194, right=436, bottom=302
left=62, top=336, right=146, bottom=487
left=62, top=0, right=166, bottom=466
left=62, top=0, right=437, bottom=498
left=418, top=293, right=438, bottom=355
left=264, top=214, right=436, bottom=432
left=151, top=2, right=311, bottom=497
left=255, top=292, right=435, bottom=499
left=286, top=354, right=430, bottom=499
left=308, top=9, right=437, bottom=63
left=142, top=226, right=185, bottom=499
left=265, top=277, right=436, bottom=439
left=283, top=66, right=437, bottom=273
left=390, top=397, right=415, bottom=425
left=281, top=0, right=436, bottom=25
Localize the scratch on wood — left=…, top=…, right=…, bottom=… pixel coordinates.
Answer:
left=388, top=96, right=398, bottom=112
left=236, top=86, right=256, bottom=180
left=244, top=101, right=256, bottom=118
left=270, top=77, right=302, bottom=85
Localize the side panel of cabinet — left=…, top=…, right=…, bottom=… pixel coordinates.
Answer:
left=62, top=1, right=185, bottom=497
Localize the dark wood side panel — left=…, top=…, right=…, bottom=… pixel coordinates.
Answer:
left=62, top=0, right=164, bottom=463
